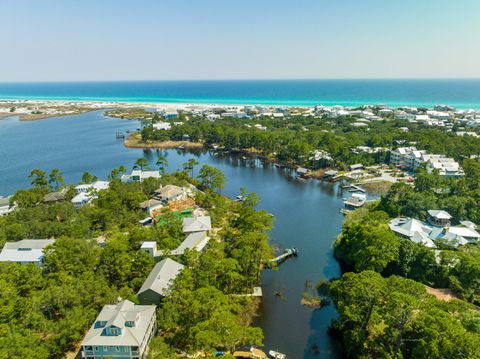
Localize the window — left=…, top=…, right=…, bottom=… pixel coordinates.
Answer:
left=94, top=347, right=99, bottom=351
left=125, top=320, right=135, bottom=328
left=103, top=346, right=108, bottom=352
left=116, top=346, right=120, bottom=352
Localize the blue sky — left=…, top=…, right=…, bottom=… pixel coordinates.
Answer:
left=1, top=0, right=479, bottom=81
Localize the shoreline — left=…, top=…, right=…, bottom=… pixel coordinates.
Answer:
left=2, top=97, right=480, bottom=110
left=124, top=133, right=204, bottom=149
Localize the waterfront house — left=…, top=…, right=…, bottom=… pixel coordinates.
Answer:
left=388, top=218, right=437, bottom=248
left=389, top=214, right=480, bottom=248
left=296, top=167, right=308, bottom=177
left=152, top=121, right=171, bottom=130
left=153, top=185, right=186, bottom=203
left=71, top=181, right=110, bottom=208
left=170, top=231, right=210, bottom=256
left=0, top=239, right=55, bottom=266
left=75, top=181, right=110, bottom=194
left=0, top=196, right=15, bottom=216
left=137, top=258, right=185, bottom=305
left=182, top=216, right=212, bottom=233
left=343, top=193, right=367, bottom=210
left=121, top=170, right=161, bottom=183
left=429, top=226, right=480, bottom=247
left=43, top=187, right=69, bottom=203
left=390, top=147, right=463, bottom=177
left=81, top=300, right=156, bottom=359
left=427, top=210, right=452, bottom=227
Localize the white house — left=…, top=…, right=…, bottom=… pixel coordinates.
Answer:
left=389, top=214, right=480, bottom=248
left=75, top=181, right=110, bottom=194
left=121, top=170, right=161, bottom=183
left=152, top=121, right=171, bottom=131
left=0, top=239, right=55, bottom=266
left=71, top=181, right=110, bottom=208
left=0, top=196, right=15, bottom=216
left=140, top=241, right=161, bottom=258
left=389, top=218, right=437, bottom=248
left=427, top=210, right=452, bottom=227
left=425, top=155, right=464, bottom=178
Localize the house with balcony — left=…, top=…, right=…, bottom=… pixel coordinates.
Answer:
left=390, top=147, right=463, bottom=177
left=427, top=210, right=452, bottom=227
left=81, top=300, right=156, bottom=359
left=71, top=181, right=110, bottom=208
left=121, top=170, right=161, bottom=183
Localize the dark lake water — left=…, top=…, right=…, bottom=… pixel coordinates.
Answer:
left=0, top=111, right=345, bottom=358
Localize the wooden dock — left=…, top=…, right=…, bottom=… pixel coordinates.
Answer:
left=349, top=184, right=366, bottom=193
left=266, top=247, right=298, bottom=267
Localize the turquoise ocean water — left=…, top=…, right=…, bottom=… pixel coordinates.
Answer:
left=1, top=79, right=480, bottom=108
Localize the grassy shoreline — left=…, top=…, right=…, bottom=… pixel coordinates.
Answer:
left=124, top=133, right=204, bottom=149
left=0, top=110, right=96, bottom=121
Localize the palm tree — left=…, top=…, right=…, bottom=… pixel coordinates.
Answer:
left=48, top=169, right=65, bottom=190
left=182, top=158, right=199, bottom=177
left=133, top=157, right=149, bottom=171
left=156, top=155, right=169, bottom=174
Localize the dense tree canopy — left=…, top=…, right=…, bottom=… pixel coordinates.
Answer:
left=330, top=271, right=480, bottom=359
left=0, top=166, right=273, bottom=357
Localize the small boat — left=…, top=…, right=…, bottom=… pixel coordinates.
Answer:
left=178, top=144, right=185, bottom=149
left=268, top=350, right=286, bottom=359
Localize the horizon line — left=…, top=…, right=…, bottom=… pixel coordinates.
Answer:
left=2, top=77, right=480, bottom=84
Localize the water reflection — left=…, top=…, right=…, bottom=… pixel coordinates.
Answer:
left=0, top=111, right=345, bottom=358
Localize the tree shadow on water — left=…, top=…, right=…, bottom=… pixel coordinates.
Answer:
left=302, top=307, right=346, bottom=359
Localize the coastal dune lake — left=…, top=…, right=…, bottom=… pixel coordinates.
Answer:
left=0, top=111, right=346, bottom=358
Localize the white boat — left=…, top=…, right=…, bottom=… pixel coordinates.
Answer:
left=268, top=350, right=286, bottom=359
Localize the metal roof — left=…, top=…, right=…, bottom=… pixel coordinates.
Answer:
left=182, top=216, right=212, bottom=233
left=137, top=258, right=184, bottom=297
left=81, top=300, right=156, bottom=347
left=171, top=231, right=209, bottom=255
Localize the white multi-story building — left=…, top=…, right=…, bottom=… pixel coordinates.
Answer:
left=390, top=147, right=463, bottom=177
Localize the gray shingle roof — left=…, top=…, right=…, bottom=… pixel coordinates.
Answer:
left=137, top=258, right=184, bottom=297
